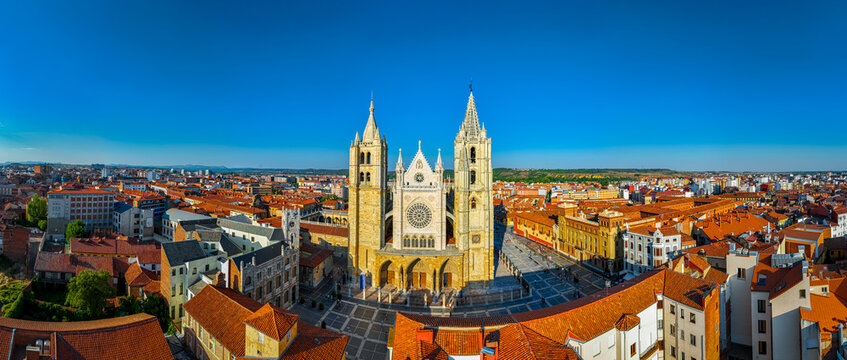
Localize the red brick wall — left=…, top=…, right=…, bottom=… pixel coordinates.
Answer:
left=3, top=227, right=30, bottom=264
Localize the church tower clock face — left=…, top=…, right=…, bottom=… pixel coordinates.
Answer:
left=414, top=173, right=424, bottom=183
left=407, top=203, right=432, bottom=228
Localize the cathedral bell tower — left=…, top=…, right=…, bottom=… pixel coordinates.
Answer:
left=348, top=99, right=388, bottom=283
left=453, top=88, right=494, bottom=283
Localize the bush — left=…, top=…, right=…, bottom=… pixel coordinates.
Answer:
left=300, top=296, right=305, bottom=304
left=318, top=302, right=324, bottom=311
left=311, top=299, right=317, bottom=308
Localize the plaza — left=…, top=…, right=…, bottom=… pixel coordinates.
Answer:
left=289, top=225, right=612, bottom=359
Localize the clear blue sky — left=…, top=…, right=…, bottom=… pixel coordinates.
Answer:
left=1, top=1, right=846, bottom=171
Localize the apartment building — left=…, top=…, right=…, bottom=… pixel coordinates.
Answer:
left=46, top=185, right=114, bottom=236
left=161, top=208, right=213, bottom=240
left=727, top=244, right=812, bottom=360
left=623, top=224, right=695, bottom=276
left=226, top=241, right=299, bottom=309
left=161, top=240, right=225, bottom=325
left=113, top=201, right=154, bottom=240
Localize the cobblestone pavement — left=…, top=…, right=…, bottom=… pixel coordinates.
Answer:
left=290, top=228, right=612, bottom=359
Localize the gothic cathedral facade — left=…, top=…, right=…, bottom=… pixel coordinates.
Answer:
left=348, top=90, right=494, bottom=293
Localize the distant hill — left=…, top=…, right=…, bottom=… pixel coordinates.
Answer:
left=491, top=168, right=690, bottom=185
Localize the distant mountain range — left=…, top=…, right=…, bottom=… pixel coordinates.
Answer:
left=2, top=161, right=842, bottom=178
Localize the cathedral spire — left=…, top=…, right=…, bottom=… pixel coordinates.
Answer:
left=362, top=98, right=380, bottom=142
left=460, top=88, right=480, bottom=137
left=396, top=148, right=404, bottom=169
left=436, top=148, right=443, bottom=171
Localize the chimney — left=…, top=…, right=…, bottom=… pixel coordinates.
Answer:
left=839, top=324, right=844, bottom=347
left=729, top=242, right=736, bottom=252
left=252, top=256, right=256, bottom=266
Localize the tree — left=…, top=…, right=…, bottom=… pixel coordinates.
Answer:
left=141, top=294, right=171, bottom=332
left=65, top=270, right=115, bottom=318
left=26, top=194, right=47, bottom=229
left=65, top=219, right=88, bottom=240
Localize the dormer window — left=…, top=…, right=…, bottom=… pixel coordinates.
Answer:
left=757, top=274, right=767, bottom=286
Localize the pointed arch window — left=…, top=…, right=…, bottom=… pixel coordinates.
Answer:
left=359, top=152, right=365, bottom=164
left=471, top=198, right=477, bottom=209
left=367, top=152, right=372, bottom=164
left=366, top=172, right=371, bottom=183
left=470, top=147, right=476, bottom=164
left=359, top=172, right=364, bottom=183
left=470, top=170, right=476, bottom=185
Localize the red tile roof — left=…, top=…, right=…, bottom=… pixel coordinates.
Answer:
left=301, top=222, right=349, bottom=237
left=183, top=286, right=262, bottom=357
left=279, top=322, right=349, bottom=360
left=0, top=314, right=171, bottom=360
left=243, top=304, right=298, bottom=342
left=391, top=268, right=713, bottom=359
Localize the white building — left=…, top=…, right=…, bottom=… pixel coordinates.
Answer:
left=113, top=202, right=154, bottom=240
left=623, top=224, right=694, bottom=277
left=727, top=245, right=813, bottom=360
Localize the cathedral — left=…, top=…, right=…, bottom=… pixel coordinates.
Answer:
left=347, top=89, right=494, bottom=293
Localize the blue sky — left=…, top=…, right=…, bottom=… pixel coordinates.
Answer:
left=1, top=1, right=846, bottom=171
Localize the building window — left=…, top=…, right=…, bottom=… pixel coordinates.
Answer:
left=690, top=334, right=695, bottom=346
left=470, top=147, right=476, bottom=164
left=470, top=170, right=476, bottom=185
left=670, top=304, right=675, bottom=315
left=758, top=320, right=766, bottom=333
left=690, top=313, right=695, bottom=324
left=737, top=268, right=746, bottom=279
left=758, top=299, right=766, bottom=313
left=471, top=198, right=477, bottom=209
left=259, top=332, right=264, bottom=345
left=800, top=289, right=806, bottom=298
left=759, top=341, right=767, bottom=354
left=630, top=343, right=636, bottom=356
left=670, top=346, right=676, bottom=357
left=366, top=152, right=371, bottom=164
left=670, top=324, right=676, bottom=336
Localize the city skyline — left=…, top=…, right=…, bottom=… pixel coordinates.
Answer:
left=2, top=1, right=846, bottom=170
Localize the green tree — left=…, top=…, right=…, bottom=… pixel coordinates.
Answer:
left=141, top=294, right=171, bottom=332
left=65, top=270, right=115, bottom=318
left=26, top=194, right=47, bottom=229
left=37, top=220, right=47, bottom=231
left=65, top=219, right=88, bottom=240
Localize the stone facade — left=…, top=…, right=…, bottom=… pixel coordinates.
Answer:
left=347, top=91, right=494, bottom=292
